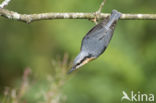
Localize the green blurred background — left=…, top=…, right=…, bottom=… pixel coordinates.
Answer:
left=0, top=0, right=156, bottom=103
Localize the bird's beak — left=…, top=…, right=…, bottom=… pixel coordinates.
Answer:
left=67, top=67, right=76, bottom=74
left=67, top=57, right=96, bottom=74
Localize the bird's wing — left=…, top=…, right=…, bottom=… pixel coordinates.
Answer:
left=84, top=16, right=110, bottom=38
left=121, top=91, right=131, bottom=101
left=81, top=17, right=110, bottom=51
left=123, top=91, right=128, bottom=96
left=81, top=14, right=119, bottom=56
left=81, top=16, right=117, bottom=56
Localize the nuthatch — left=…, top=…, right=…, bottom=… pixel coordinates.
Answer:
left=68, top=10, right=121, bottom=73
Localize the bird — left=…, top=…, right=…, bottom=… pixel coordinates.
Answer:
left=68, top=10, right=121, bottom=74
left=121, top=91, right=131, bottom=101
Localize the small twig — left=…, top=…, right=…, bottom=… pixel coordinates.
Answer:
left=17, top=68, right=31, bottom=99
left=0, top=0, right=11, bottom=8
left=91, top=0, right=106, bottom=24
left=97, top=0, right=106, bottom=14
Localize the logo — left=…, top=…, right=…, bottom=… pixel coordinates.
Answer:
left=121, top=91, right=154, bottom=102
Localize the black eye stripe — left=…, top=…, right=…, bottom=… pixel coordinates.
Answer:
left=76, top=54, right=92, bottom=66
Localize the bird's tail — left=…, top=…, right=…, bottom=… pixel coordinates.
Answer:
left=105, top=10, right=121, bottom=29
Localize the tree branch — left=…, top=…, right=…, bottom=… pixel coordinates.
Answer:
left=0, top=8, right=156, bottom=24
left=0, top=0, right=11, bottom=8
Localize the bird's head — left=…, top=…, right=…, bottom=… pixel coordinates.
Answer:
left=68, top=51, right=95, bottom=73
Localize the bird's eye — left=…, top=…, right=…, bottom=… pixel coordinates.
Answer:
left=76, top=62, right=81, bottom=66
left=76, top=54, right=92, bottom=67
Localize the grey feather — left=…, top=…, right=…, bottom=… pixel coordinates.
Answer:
left=81, top=10, right=121, bottom=57
left=68, top=10, right=121, bottom=73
